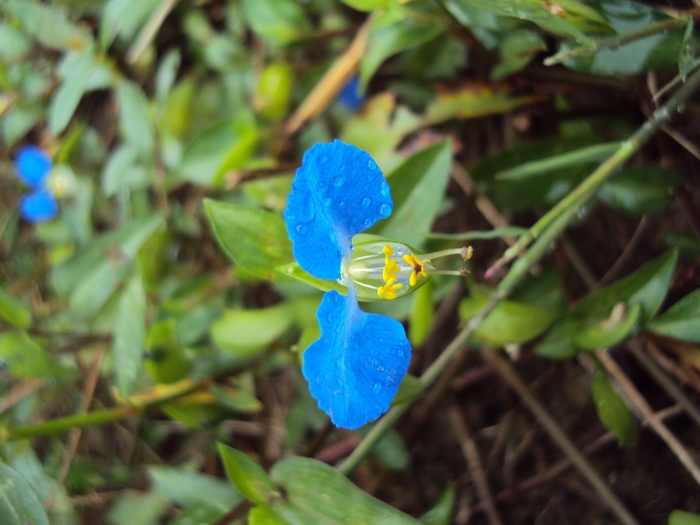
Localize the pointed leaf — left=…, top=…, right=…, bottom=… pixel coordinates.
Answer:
left=648, top=288, right=700, bottom=343
left=0, top=461, right=49, bottom=525
left=218, top=443, right=275, bottom=505
left=591, top=370, right=638, bottom=447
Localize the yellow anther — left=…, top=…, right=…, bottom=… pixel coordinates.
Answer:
left=403, top=254, right=427, bottom=287
left=382, top=244, right=399, bottom=282
left=377, top=277, right=402, bottom=300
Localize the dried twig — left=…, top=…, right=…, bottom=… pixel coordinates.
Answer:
left=481, top=349, right=640, bottom=525
left=449, top=405, right=503, bottom=525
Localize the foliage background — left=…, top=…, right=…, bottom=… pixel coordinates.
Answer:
left=1, top=0, right=700, bottom=524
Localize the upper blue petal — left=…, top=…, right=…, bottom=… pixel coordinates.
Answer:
left=19, top=190, right=58, bottom=223
left=284, top=140, right=393, bottom=281
left=337, top=77, right=365, bottom=112
left=14, top=146, right=52, bottom=188
left=302, top=289, right=411, bottom=429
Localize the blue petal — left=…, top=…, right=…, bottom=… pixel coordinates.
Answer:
left=337, top=77, right=365, bottom=112
left=284, top=140, right=393, bottom=280
left=19, top=190, right=58, bottom=223
left=14, top=146, right=52, bottom=188
left=302, top=289, right=411, bottom=429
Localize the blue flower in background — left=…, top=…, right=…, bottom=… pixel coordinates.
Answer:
left=285, top=140, right=411, bottom=429
left=337, top=76, right=365, bottom=112
left=13, top=146, right=58, bottom=223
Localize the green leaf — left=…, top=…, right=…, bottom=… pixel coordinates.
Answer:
left=591, top=370, right=638, bottom=447
left=217, top=443, right=275, bottom=505
left=149, top=466, right=241, bottom=511
left=48, top=51, right=94, bottom=135
left=0, top=287, right=32, bottom=329
left=679, top=21, right=698, bottom=81
left=370, top=428, right=409, bottom=471
left=360, top=18, right=446, bottom=89
left=537, top=250, right=677, bottom=359
left=117, top=80, right=154, bottom=153
left=379, top=141, right=452, bottom=249
left=250, top=505, right=291, bottom=525
left=3, top=0, right=92, bottom=51
left=648, top=288, right=700, bottom=343
left=255, top=62, right=293, bottom=121
left=409, top=279, right=433, bottom=345
left=0, top=332, right=70, bottom=379
left=240, top=0, right=311, bottom=47
left=338, top=0, right=388, bottom=12
left=210, top=384, right=264, bottom=414
left=155, top=48, right=181, bottom=110
left=391, top=373, right=424, bottom=406
left=144, top=319, right=191, bottom=384
left=460, top=286, right=559, bottom=347
left=205, top=200, right=293, bottom=280
left=211, top=303, right=295, bottom=357
left=106, top=493, right=167, bottom=525
left=573, top=303, right=640, bottom=350
left=112, top=275, right=146, bottom=397
left=491, top=29, right=546, bottom=80
left=670, top=510, right=700, bottom=525
left=0, top=461, right=49, bottom=525
left=269, top=457, right=422, bottom=524
left=168, top=503, right=226, bottom=525
left=180, top=117, right=259, bottom=187
left=419, top=487, right=455, bottom=525
left=447, top=0, right=591, bottom=44
left=598, top=166, right=680, bottom=216
left=100, top=0, right=161, bottom=48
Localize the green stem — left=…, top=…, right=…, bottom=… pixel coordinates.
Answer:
left=338, top=66, right=700, bottom=475
left=544, top=16, right=690, bottom=66
left=2, top=379, right=208, bottom=442
left=490, top=66, right=700, bottom=277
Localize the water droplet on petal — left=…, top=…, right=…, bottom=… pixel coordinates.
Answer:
left=361, top=197, right=371, bottom=207
left=379, top=203, right=391, bottom=217
left=368, top=159, right=377, bottom=170
left=396, top=247, right=404, bottom=255
left=381, top=180, right=390, bottom=196
left=332, top=176, right=345, bottom=187
left=296, top=224, right=307, bottom=234
left=339, top=201, right=346, bottom=209
left=373, top=383, right=382, bottom=394
left=398, top=349, right=404, bottom=357
left=323, top=198, right=332, bottom=207
left=364, top=218, right=372, bottom=228
left=320, top=155, right=328, bottom=163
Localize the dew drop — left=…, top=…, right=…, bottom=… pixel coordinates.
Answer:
left=296, top=224, right=307, bottom=234
left=339, top=201, right=346, bottom=209
left=396, top=247, right=404, bottom=255
left=367, top=159, right=377, bottom=170
left=372, top=383, right=382, bottom=394
left=332, top=176, right=346, bottom=187
left=380, top=180, right=390, bottom=196
left=379, top=203, right=392, bottom=217
left=361, top=197, right=371, bottom=207
left=323, top=198, right=332, bottom=208
left=320, top=155, right=328, bottom=163
left=364, top=218, right=372, bottom=228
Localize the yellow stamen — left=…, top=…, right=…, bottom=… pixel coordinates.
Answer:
left=382, top=244, right=399, bottom=282
left=403, top=254, right=428, bottom=287
left=377, top=277, right=402, bottom=300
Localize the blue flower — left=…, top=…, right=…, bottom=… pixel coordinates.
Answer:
left=13, top=146, right=58, bottom=223
left=284, top=140, right=411, bottom=429
left=337, top=77, right=365, bottom=112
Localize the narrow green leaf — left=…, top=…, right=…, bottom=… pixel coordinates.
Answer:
left=0, top=461, right=49, bottom=525
left=112, top=275, right=146, bottom=397
left=670, top=510, right=700, bottom=525
left=361, top=18, right=445, bottom=89
left=250, top=504, right=291, bottom=525
left=379, top=141, right=452, bottom=249
left=217, top=443, right=275, bottom=505
left=648, top=288, right=700, bottom=343
left=48, top=51, right=94, bottom=134
left=573, top=303, right=640, bottom=350
left=117, top=80, right=154, bottom=153
left=598, top=166, right=680, bottom=216
left=370, top=429, right=409, bottom=471
left=211, top=303, right=295, bottom=357
left=591, top=370, right=638, bottom=447
left=460, top=287, right=558, bottom=347
left=149, top=466, right=241, bottom=511
left=240, top=0, right=310, bottom=47
left=106, top=493, right=167, bottom=525
left=205, top=200, right=293, bottom=280
left=0, top=332, right=70, bottom=379
left=270, top=457, right=422, bottom=524
left=419, top=487, right=455, bottom=525
left=0, top=287, right=32, bottom=329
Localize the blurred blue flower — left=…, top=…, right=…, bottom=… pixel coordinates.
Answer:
left=13, top=146, right=58, bottom=223
left=337, top=76, right=365, bottom=112
left=284, top=140, right=411, bottom=429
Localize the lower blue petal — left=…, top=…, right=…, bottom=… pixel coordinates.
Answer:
left=20, top=190, right=58, bottom=223
left=15, top=146, right=52, bottom=188
left=302, top=289, right=411, bottom=430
